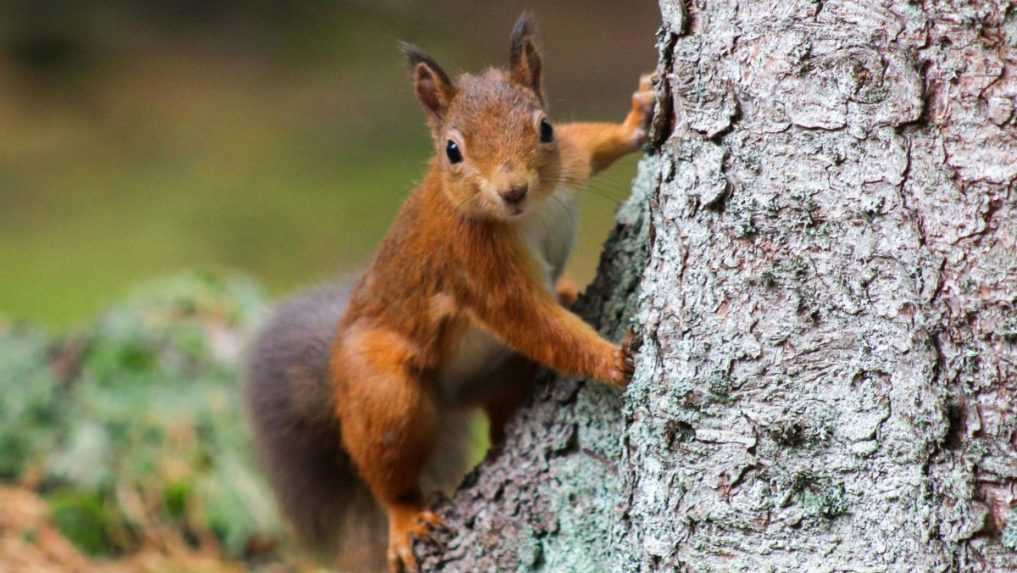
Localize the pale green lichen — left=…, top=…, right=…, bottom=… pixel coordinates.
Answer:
left=516, top=527, right=544, bottom=570
left=1003, top=510, right=1017, bottom=551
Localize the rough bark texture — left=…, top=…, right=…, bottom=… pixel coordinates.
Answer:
left=418, top=0, right=1017, bottom=570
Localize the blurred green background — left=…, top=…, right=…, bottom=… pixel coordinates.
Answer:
left=0, top=0, right=660, bottom=329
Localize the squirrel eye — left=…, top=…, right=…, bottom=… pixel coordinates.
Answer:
left=539, top=118, right=554, bottom=143
left=446, top=140, right=463, bottom=164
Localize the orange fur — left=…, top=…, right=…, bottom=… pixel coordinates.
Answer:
left=329, top=13, right=652, bottom=572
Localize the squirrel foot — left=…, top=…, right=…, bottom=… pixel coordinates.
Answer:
left=555, top=276, right=580, bottom=307
left=624, top=73, right=656, bottom=149
left=610, top=330, right=641, bottom=387
left=386, top=506, right=445, bottom=573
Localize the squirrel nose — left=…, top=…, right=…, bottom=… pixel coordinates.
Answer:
left=501, top=185, right=528, bottom=205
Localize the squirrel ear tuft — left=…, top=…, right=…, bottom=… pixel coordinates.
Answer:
left=401, top=42, right=455, bottom=121
left=509, top=11, right=543, bottom=102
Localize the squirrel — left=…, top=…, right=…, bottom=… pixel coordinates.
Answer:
left=245, top=12, right=654, bottom=573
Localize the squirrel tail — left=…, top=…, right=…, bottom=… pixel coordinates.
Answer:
left=244, top=283, right=383, bottom=567
left=244, top=282, right=471, bottom=571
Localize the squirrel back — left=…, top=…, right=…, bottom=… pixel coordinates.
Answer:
left=244, top=281, right=471, bottom=571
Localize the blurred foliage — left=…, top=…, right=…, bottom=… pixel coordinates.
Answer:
left=0, top=272, right=284, bottom=562
left=0, top=325, right=61, bottom=480
left=48, top=490, right=117, bottom=556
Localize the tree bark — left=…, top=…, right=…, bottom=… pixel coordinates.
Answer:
left=418, top=0, right=1017, bottom=570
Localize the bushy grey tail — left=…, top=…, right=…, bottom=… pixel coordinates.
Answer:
left=244, top=281, right=471, bottom=571
left=244, top=282, right=386, bottom=570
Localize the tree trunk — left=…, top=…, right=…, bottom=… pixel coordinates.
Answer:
left=418, top=0, right=1017, bottom=570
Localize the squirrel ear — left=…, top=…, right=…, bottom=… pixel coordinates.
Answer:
left=401, top=42, right=455, bottom=121
left=509, top=11, right=543, bottom=102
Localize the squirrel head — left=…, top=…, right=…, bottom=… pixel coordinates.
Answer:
left=402, top=12, right=561, bottom=222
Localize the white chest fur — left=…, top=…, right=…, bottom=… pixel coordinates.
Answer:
left=436, top=187, right=579, bottom=400
left=519, top=186, right=579, bottom=288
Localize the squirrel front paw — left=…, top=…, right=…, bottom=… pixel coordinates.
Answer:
left=608, top=331, right=641, bottom=387
left=623, top=73, right=656, bottom=149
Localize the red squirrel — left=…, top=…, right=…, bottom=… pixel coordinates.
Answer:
left=246, top=12, right=653, bottom=572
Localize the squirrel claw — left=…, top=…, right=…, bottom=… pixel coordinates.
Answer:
left=414, top=509, right=447, bottom=534
left=620, top=330, right=641, bottom=384
left=607, top=330, right=641, bottom=387
left=638, top=72, right=655, bottom=93
left=625, top=72, right=656, bottom=148
left=386, top=509, right=447, bottom=573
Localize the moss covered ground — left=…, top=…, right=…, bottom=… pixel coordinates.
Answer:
left=0, top=272, right=319, bottom=571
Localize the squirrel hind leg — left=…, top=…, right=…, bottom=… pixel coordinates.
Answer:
left=334, top=328, right=450, bottom=572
